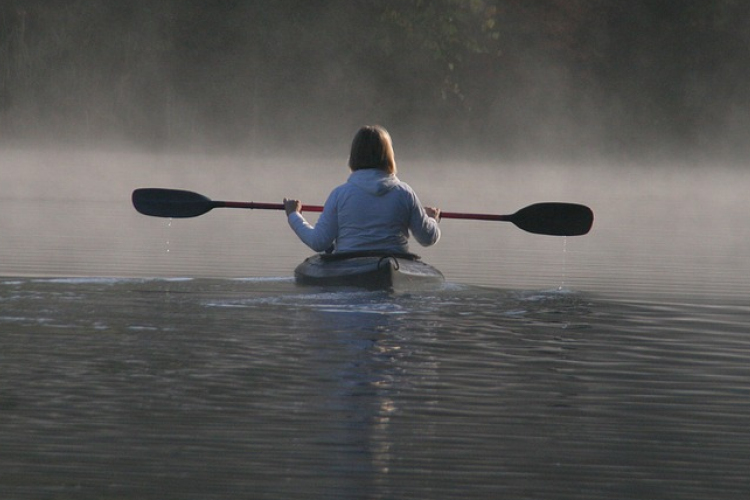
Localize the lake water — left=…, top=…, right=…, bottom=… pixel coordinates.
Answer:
left=1, top=149, right=750, bottom=499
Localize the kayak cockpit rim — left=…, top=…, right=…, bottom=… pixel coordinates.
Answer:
left=294, top=251, right=444, bottom=290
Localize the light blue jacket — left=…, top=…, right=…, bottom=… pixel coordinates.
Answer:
left=287, top=169, right=440, bottom=253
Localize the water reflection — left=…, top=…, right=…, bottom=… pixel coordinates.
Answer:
left=290, top=291, right=441, bottom=498
left=2, top=277, right=750, bottom=498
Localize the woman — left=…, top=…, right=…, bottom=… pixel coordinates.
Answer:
left=284, top=125, right=440, bottom=254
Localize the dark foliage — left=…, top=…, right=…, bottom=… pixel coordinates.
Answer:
left=1, top=0, right=748, bottom=159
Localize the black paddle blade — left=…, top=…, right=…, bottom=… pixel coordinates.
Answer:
left=132, top=188, right=215, bottom=218
left=510, top=203, right=594, bottom=236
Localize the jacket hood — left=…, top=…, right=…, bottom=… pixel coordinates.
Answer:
left=347, top=169, right=400, bottom=196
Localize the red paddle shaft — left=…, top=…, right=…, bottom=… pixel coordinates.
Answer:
left=439, top=211, right=509, bottom=222
left=219, top=201, right=324, bottom=212
left=221, top=202, right=497, bottom=221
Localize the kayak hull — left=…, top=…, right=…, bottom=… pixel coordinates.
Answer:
left=294, top=252, right=444, bottom=290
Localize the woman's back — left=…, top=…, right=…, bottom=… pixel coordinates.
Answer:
left=284, top=125, right=441, bottom=254
left=330, top=169, right=437, bottom=253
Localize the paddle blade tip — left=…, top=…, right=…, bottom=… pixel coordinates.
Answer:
left=554, top=204, right=594, bottom=236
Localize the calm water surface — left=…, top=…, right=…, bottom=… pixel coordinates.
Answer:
left=1, top=150, right=750, bottom=499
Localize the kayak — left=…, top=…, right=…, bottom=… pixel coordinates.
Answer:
left=294, top=252, right=444, bottom=289
left=294, top=251, right=444, bottom=290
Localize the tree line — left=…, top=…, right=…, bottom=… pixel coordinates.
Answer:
left=1, top=0, right=749, bottom=159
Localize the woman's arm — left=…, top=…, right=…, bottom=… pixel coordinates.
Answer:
left=408, top=192, right=441, bottom=247
left=284, top=195, right=339, bottom=252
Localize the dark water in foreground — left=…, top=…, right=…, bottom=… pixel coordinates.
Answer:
left=2, top=150, right=750, bottom=498
left=1, top=278, right=749, bottom=499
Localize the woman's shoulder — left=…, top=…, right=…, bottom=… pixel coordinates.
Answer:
left=392, top=178, right=417, bottom=196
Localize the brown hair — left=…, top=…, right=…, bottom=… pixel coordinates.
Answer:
left=348, top=125, right=397, bottom=175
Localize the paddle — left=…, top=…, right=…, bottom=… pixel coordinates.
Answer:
left=132, top=188, right=593, bottom=236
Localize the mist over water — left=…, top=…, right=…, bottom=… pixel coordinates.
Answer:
left=1, top=147, right=748, bottom=303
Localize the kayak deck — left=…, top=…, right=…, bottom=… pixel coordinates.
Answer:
left=294, top=252, right=444, bottom=290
